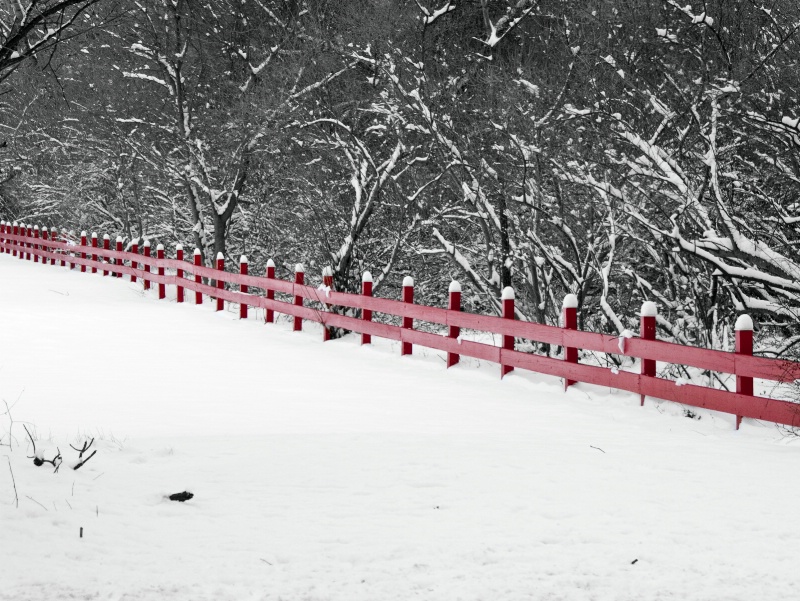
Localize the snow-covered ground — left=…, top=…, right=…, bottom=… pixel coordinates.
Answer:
left=2, top=255, right=800, bottom=601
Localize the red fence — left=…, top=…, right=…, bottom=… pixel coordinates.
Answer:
left=2, top=220, right=800, bottom=430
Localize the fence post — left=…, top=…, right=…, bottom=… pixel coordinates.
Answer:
left=157, top=244, right=166, bottom=299
left=215, top=253, right=225, bottom=311
left=12, top=222, right=18, bottom=257
left=194, top=248, right=202, bottom=304
left=0, top=221, right=5, bottom=253
left=448, top=280, right=462, bottom=368
left=401, top=276, right=414, bottom=356
left=26, top=224, right=32, bottom=260
left=55, top=228, right=63, bottom=266
left=293, top=264, right=304, bottom=331
left=361, top=271, right=373, bottom=345
left=176, top=245, right=184, bottom=302
left=239, top=255, right=249, bottom=319
left=91, top=233, right=98, bottom=273
left=80, top=231, right=87, bottom=271
left=102, top=235, right=110, bottom=276
left=130, top=239, right=138, bottom=282
left=265, top=259, right=275, bottom=323
left=41, top=227, right=48, bottom=263
left=322, top=266, right=333, bottom=341
left=33, top=225, right=40, bottom=263
left=501, top=287, right=515, bottom=377
left=735, top=314, right=754, bottom=430
left=562, top=294, right=578, bottom=389
left=640, top=301, right=657, bottom=406
left=142, top=239, right=151, bottom=290
left=115, top=236, right=123, bottom=277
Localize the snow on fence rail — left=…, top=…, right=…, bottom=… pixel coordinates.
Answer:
left=2, top=220, right=800, bottom=430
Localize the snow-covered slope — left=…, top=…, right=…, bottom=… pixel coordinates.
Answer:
left=1, top=256, right=799, bottom=600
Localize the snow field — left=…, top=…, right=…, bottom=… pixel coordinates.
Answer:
left=1, top=255, right=800, bottom=600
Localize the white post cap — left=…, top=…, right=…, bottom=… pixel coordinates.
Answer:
left=81, top=230, right=87, bottom=236
left=322, top=266, right=332, bottom=277
left=502, top=286, right=515, bottom=300
left=91, top=232, right=97, bottom=238
left=143, top=239, right=151, bottom=246
left=12, top=221, right=17, bottom=226
left=216, top=251, right=225, bottom=260
left=295, top=263, right=304, bottom=273
left=267, top=258, right=275, bottom=268
left=449, top=280, right=461, bottom=293
left=240, top=255, right=248, bottom=264
left=403, top=276, right=414, bottom=287
left=735, top=314, right=754, bottom=331
left=34, top=225, right=39, bottom=230
left=362, top=271, right=373, bottom=283
left=117, top=236, right=124, bottom=243
left=103, top=234, right=110, bottom=240
left=175, top=243, right=182, bottom=250
left=156, top=243, right=164, bottom=251
left=193, top=247, right=201, bottom=255
left=42, top=226, right=48, bottom=232
left=562, top=293, right=578, bottom=309
left=640, top=301, right=658, bottom=317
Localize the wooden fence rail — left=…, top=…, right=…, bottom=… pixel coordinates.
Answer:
left=2, top=220, right=799, bottom=430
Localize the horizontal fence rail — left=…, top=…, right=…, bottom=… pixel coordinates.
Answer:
left=2, top=220, right=800, bottom=430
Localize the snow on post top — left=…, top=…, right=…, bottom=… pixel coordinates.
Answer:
left=240, top=255, right=248, bottom=264
left=193, top=247, right=201, bottom=255
left=266, top=258, right=275, bottom=268
left=34, top=225, right=39, bottom=231
left=403, top=276, right=414, bottom=287
left=143, top=239, right=151, bottom=247
left=735, top=314, right=754, bottom=331
left=81, top=231, right=87, bottom=236
left=156, top=243, right=164, bottom=251
left=449, top=280, right=461, bottom=293
left=362, top=271, right=373, bottom=283
left=501, top=286, right=515, bottom=300
left=562, top=293, right=578, bottom=309
left=295, top=263, right=304, bottom=273
left=103, top=234, right=110, bottom=240
left=91, top=232, right=97, bottom=238
left=640, top=301, right=658, bottom=317
left=322, top=266, right=332, bottom=277
left=216, top=252, right=224, bottom=260
left=117, top=236, right=123, bottom=243
left=42, top=226, right=48, bottom=232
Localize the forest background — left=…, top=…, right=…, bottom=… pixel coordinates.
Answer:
left=3, top=0, right=800, bottom=357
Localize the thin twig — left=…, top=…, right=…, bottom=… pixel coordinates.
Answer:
left=23, top=424, right=36, bottom=458
left=26, top=496, right=47, bottom=511
left=260, top=558, right=273, bottom=565
left=590, top=445, right=606, bottom=453
left=6, top=457, right=18, bottom=508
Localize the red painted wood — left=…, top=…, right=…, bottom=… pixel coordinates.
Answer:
left=448, top=284, right=461, bottom=368
left=293, top=266, right=304, bottom=331
left=115, top=238, right=123, bottom=277
left=640, top=312, right=656, bottom=406
left=157, top=245, right=166, bottom=299
left=501, top=290, right=514, bottom=378
left=239, top=257, right=248, bottom=319
left=563, top=302, right=578, bottom=389
left=91, top=233, right=98, bottom=274
left=0, top=222, right=5, bottom=253
left=362, top=274, right=373, bottom=345
left=143, top=241, right=151, bottom=290
left=102, top=235, right=110, bottom=276
left=130, top=240, right=138, bottom=283
left=216, top=254, right=225, bottom=312
left=265, top=261, right=275, bottom=323
left=80, top=232, right=87, bottom=272
left=322, top=268, right=334, bottom=341
left=12, top=223, right=18, bottom=257
left=41, top=228, right=48, bottom=263
left=736, top=325, right=754, bottom=430
left=33, top=226, right=40, bottom=263
left=176, top=246, right=184, bottom=303
left=402, top=278, right=414, bottom=356
left=26, top=224, right=32, bottom=260
left=194, top=250, right=202, bottom=304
